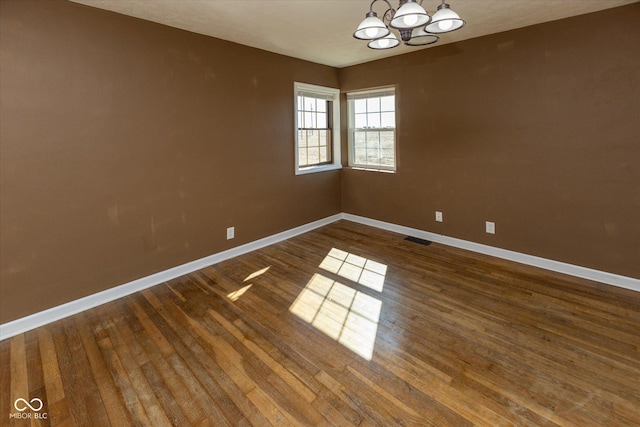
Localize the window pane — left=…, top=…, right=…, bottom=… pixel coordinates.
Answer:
left=319, top=145, right=329, bottom=163
left=366, top=132, right=381, bottom=166
left=367, top=113, right=381, bottom=128
left=298, top=130, right=307, bottom=148
left=380, top=96, right=394, bottom=112
left=306, top=130, right=319, bottom=147
left=299, top=149, right=308, bottom=167
left=308, top=147, right=320, bottom=165
left=317, top=112, right=327, bottom=128
left=318, top=130, right=330, bottom=146
left=304, top=96, right=315, bottom=111
left=381, top=112, right=395, bottom=128
left=382, top=132, right=395, bottom=166
left=355, top=99, right=367, bottom=114
left=367, top=98, right=380, bottom=112
left=354, top=131, right=367, bottom=165
left=320, top=130, right=331, bottom=163
left=355, top=113, right=367, bottom=129
left=380, top=131, right=394, bottom=149
left=366, top=132, right=380, bottom=150
left=317, top=100, right=327, bottom=113
left=380, top=149, right=395, bottom=166
left=297, top=96, right=304, bottom=111
left=304, top=112, right=313, bottom=128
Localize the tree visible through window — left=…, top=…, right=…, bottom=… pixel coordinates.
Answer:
left=348, top=88, right=396, bottom=171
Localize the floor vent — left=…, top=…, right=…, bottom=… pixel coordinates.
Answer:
left=405, top=236, right=432, bottom=246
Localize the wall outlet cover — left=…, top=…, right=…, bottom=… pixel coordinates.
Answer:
left=486, top=221, right=495, bottom=234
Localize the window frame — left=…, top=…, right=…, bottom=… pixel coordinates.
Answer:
left=347, top=86, right=397, bottom=172
left=294, top=82, right=342, bottom=175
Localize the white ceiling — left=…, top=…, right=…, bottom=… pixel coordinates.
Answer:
left=70, top=0, right=637, bottom=68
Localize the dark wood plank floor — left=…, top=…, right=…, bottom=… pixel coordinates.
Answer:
left=2, top=220, right=639, bottom=426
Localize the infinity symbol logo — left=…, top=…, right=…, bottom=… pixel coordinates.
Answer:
left=14, top=398, right=43, bottom=412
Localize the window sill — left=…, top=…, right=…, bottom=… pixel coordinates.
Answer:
left=296, top=164, right=342, bottom=175
left=349, top=166, right=396, bottom=174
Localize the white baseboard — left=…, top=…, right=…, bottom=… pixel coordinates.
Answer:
left=0, top=214, right=342, bottom=341
left=2, top=212, right=637, bottom=341
left=343, top=213, right=640, bottom=293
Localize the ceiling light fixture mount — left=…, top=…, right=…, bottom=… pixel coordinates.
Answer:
left=353, top=0, right=464, bottom=50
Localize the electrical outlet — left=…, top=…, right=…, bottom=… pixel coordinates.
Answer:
left=486, top=221, right=495, bottom=234
left=227, top=226, right=235, bottom=240
left=435, top=211, right=443, bottom=222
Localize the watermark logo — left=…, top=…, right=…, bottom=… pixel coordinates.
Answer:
left=14, top=398, right=43, bottom=412
left=9, top=398, right=47, bottom=420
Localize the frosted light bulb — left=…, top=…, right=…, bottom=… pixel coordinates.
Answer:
left=404, top=14, right=418, bottom=27
left=439, top=20, right=453, bottom=31
left=378, top=38, right=390, bottom=48
left=365, top=27, right=379, bottom=38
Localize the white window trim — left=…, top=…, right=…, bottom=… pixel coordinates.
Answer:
left=347, top=86, right=397, bottom=173
left=294, top=82, right=342, bottom=175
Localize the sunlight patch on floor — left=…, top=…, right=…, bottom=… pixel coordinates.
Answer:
left=319, top=248, right=387, bottom=292
left=226, top=266, right=271, bottom=302
left=290, top=272, right=383, bottom=360
left=227, top=284, right=253, bottom=302
left=244, top=266, right=271, bottom=282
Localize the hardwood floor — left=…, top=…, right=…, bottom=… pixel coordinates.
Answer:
left=2, top=220, right=639, bottom=426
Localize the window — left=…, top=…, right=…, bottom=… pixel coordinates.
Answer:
left=348, top=87, right=396, bottom=171
left=294, top=82, right=341, bottom=175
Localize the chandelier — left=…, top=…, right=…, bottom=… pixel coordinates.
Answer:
left=353, top=0, right=465, bottom=49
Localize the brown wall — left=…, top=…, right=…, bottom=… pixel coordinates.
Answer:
left=339, top=4, right=640, bottom=279
left=0, top=0, right=340, bottom=323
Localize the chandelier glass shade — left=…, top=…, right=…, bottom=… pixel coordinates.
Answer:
left=368, top=32, right=401, bottom=49
left=354, top=12, right=390, bottom=39
left=353, top=0, right=464, bottom=50
left=389, top=0, right=429, bottom=29
left=405, top=27, right=439, bottom=46
left=425, top=2, right=465, bottom=33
